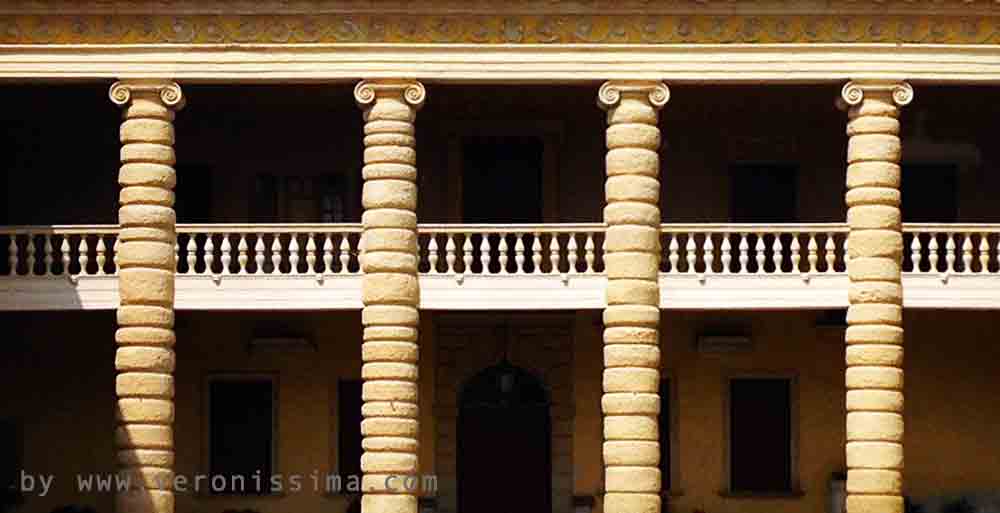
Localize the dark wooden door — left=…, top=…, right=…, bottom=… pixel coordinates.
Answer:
left=457, top=364, right=551, bottom=513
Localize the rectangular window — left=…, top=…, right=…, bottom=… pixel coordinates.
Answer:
left=902, top=164, right=958, bottom=222
left=1, top=420, right=19, bottom=501
left=730, top=164, right=799, bottom=223
left=207, top=377, right=275, bottom=495
left=659, top=378, right=672, bottom=491
left=728, top=377, right=794, bottom=493
left=337, top=380, right=363, bottom=480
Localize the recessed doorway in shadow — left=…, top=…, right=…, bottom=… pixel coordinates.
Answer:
left=457, top=362, right=552, bottom=513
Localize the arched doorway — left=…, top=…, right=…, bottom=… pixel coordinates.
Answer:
left=457, top=362, right=552, bottom=513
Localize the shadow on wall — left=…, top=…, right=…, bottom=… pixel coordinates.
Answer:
left=907, top=492, right=1000, bottom=513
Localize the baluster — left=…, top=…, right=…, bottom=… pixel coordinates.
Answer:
left=979, top=233, right=990, bottom=274
left=928, top=234, right=939, bottom=272
left=7, top=235, right=17, bottom=276
left=322, top=235, right=334, bottom=275
left=685, top=233, right=696, bottom=273
left=512, top=233, right=524, bottom=274
left=187, top=237, right=198, bottom=275
left=173, top=240, right=179, bottom=273
left=114, top=237, right=121, bottom=275
left=806, top=234, right=818, bottom=274
left=219, top=234, right=232, bottom=274
left=738, top=233, right=749, bottom=274
left=253, top=235, right=266, bottom=274
left=945, top=233, right=956, bottom=273
left=566, top=234, right=577, bottom=274
left=238, top=235, right=250, bottom=274
left=339, top=236, right=351, bottom=274
left=464, top=234, right=475, bottom=275
left=270, top=235, right=282, bottom=274
left=446, top=234, right=457, bottom=273
left=758, top=232, right=795, bottom=273
left=288, top=235, right=300, bottom=274
left=78, top=237, right=89, bottom=275
left=961, top=234, right=973, bottom=274
left=95, top=236, right=107, bottom=275
left=910, top=233, right=923, bottom=273
left=790, top=233, right=801, bottom=273
left=204, top=235, right=215, bottom=274
left=305, top=234, right=317, bottom=274
left=531, top=233, right=542, bottom=274
left=60, top=237, right=70, bottom=276
left=427, top=235, right=439, bottom=274
left=584, top=233, right=595, bottom=273
left=548, top=234, right=560, bottom=274
left=26, top=233, right=36, bottom=276
left=668, top=235, right=679, bottom=274
left=703, top=233, right=715, bottom=275
left=499, top=233, right=510, bottom=274
left=721, top=233, right=732, bottom=274
left=43, top=235, right=54, bottom=275
left=826, top=233, right=838, bottom=273
left=479, top=234, right=491, bottom=274
left=756, top=233, right=767, bottom=274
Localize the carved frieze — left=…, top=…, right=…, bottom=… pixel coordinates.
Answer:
left=1, top=12, right=1000, bottom=44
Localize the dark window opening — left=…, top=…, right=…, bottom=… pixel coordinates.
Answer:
left=730, top=164, right=799, bottom=223
left=250, top=174, right=350, bottom=223
left=337, top=380, right=363, bottom=481
left=208, top=378, right=274, bottom=495
left=174, top=165, right=213, bottom=223
left=462, top=136, right=544, bottom=223
left=902, top=164, right=958, bottom=222
left=729, top=378, right=793, bottom=493
left=1, top=420, right=19, bottom=504
left=659, top=379, right=672, bottom=491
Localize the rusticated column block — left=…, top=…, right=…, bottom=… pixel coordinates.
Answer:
left=109, top=80, right=184, bottom=513
left=598, top=81, right=668, bottom=513
left=839, top=81, right=912, bottom=513
left=355, top=80, right=425, bottom=513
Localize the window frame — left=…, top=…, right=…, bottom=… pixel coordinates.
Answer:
left=659, top=372, right=682, bottom=496
left=202, top=372, right=280, bottom=496
left=721, top=371, right=801, bottom=497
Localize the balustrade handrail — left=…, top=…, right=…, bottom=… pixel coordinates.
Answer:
left=0, top=224, right=120, bottom=235
left=177, top=223, right=363, bottom=233
left=902, top=223, right=1000, bottom=232
left=660, top=222, right=848, bottom=233
left=417, top=223, right=605, bottom=232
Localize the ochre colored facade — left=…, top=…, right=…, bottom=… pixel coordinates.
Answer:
left=2, top=3, right=1000, bottom=513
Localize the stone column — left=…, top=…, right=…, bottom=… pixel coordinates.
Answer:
left=354, top=79, right=425, bottom=513
left=839, top=80, right=912, bottom=513
left=109, top=80, right=184, bottom=513
left=597, top=81, right=668, bottom=513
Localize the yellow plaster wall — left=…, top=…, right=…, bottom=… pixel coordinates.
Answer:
left=2, top=310, right=999, bottom=513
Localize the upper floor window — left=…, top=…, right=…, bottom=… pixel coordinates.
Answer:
left=730, top=164, right=799, bottom=223
left=252, top=174, right=349, bottom=223
left=902, top=164, right=958, bottom=223
left=461, top=136, right=544, bottom=223
left=207, top=376, right=276, bottom=495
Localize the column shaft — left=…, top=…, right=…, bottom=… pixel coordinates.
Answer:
left=109, top=80, right=184, bottom=513
left=355, top=80, right=425, bottom=513
left=840, top=81, right=912, bottom=513
left=598, top=81, right=668, bottom=513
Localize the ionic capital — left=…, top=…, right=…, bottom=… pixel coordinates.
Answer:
left=597, top=80, right=669, bottom=111
left=354, top=79, right=426, bottom=110
left=839, top=80, right=913, bottom=110
left=109, top=79, right=184, bottom=109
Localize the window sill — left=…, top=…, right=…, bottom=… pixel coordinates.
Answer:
left=718, top=490, right=805, bottom=499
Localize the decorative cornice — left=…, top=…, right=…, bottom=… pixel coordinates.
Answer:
left=354, top=79, right=426, bottom=108
left=109, top=79, right=184, bottom=108
left=840, top=80, right=914, bottom=108
left=2, top=13, right=1000, bottom=45
left=598, top=80, right=670, bottom=109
